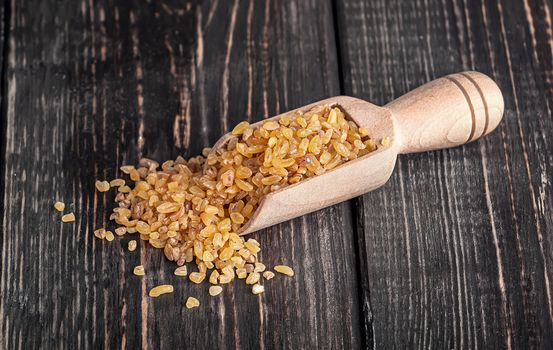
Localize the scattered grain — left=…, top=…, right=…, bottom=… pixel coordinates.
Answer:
left=94, top=228, right=106, bottom=240
left=120, top=165, right=135, bottom=174
left=128, top=240, right=137, bottom=251
left=274, top=265, right=294, bottom=276
left=209, top=270, right=220, bottom=284
left=252, top=284, right=265, bottom=295
left=53, top=201, right=65, bottom=212
left=189, top=272, right=206, bottom=284
left=246, top=272, right=260, bottom=285
left=61, top=213, right=75, bottom=222
left=185, top=296, right=200, bottom=309
left=105, top=231, right=115, bottom=241
left=254, top=262, right=266, bottom=273
left=95, top=180, right=110, bottom=192
left=110, top=178, right=125, bottom=187
left=174, top=266, right=188, bottom=277
left=149, top=284, right=173, bottom=297
left=209, top=286, right=223, bottom=296
left=133, top=265, right=145, bottom=276
left=263, top=271, right=275, bottom=280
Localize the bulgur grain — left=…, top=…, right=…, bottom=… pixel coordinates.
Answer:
left=185, top=296, right=200, bottom=309
left=209, top=270, right=220, bottom=284
left=95, top=180, right=110, bottom=192
left=231, top=121, right=250, bottom=135
left=61, top=213, right=75, bottom=222
left=236, top=268, right=247, bottom=279
left=174, top=266, right=188, bottom=277
left=209, top=286, right=223, bottom=296
left=120, top=165, right=135, bottom=174
left=128, top=240, right=137, bottom=251
left=105, top=231, right=115, bottom=241
left=133, top=265, right=145, bottom=276
left=110, top=178, right=125, bottom=187
left=189, top=272, right=206, bottom=284
left=252, top=284, right=265, bottom=295
left=274, top=265, right=294, bottom=276
left=263, top=271, right=275, bottom=280
left=149, top=284, right=173, bottom=297
left=54, top=201, right=65, bottom=212
left=118, top=185, right=131, bottom=193
left=218, top=274, right=233, bottom=284
left=254, top=262, right=266, bottom=273
left=246, top=272, right=260, bottom=285
left=94, top=228, right=106, bottom=240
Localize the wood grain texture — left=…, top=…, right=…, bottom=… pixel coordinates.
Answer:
left=335, top=0, right=553, bottom=348
left=2, top=0, right=552, bottom=349
left=0, top=0, right=362, bottom=349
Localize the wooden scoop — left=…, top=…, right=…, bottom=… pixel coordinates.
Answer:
left=210, top=71, right=504, bottom=235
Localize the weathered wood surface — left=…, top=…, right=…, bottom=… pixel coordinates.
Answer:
left=0, top=0, right=552, bottom=349
left=336, top=0, right=553, bottom=348
left=0, top=1, right=361, bottom=349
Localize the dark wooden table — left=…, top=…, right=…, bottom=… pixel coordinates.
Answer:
left=1, top=0, right=552, bottom=349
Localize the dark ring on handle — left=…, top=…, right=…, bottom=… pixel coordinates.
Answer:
left=460, top=72, right=490, bottom=139
left=445, top=75, right=476, bottom=144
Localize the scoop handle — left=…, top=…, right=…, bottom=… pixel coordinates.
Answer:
left=385, top=71, right=504, bottom=154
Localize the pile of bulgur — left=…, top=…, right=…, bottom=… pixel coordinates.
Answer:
left=89, top=104, right=378, bottom=301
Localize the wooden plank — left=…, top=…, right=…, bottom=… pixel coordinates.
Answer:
left=335, top=0, right=553, bottom=348
left=0, top=0, right=364, bottom=349
left=0, top=0, right=6, bottom=346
